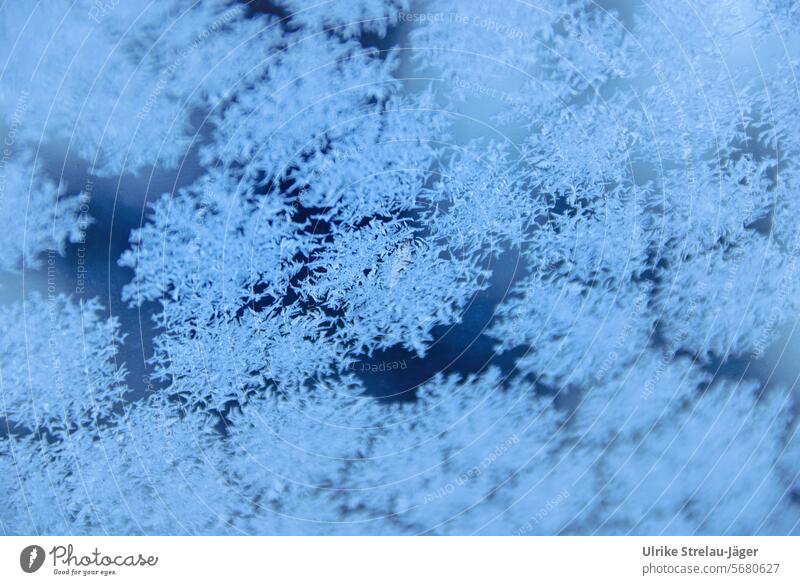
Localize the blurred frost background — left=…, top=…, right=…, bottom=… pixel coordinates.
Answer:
left=1, top=0, right=800, bottom=534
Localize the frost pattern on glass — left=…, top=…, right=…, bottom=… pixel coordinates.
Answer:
left=1, top=0, right=799, bottom=535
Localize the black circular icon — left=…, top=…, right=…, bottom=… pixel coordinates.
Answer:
left=20, top=545, right=46, bottom=573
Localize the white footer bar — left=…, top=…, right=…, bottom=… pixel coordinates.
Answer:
left=2, top=537, right=797, bottom=583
